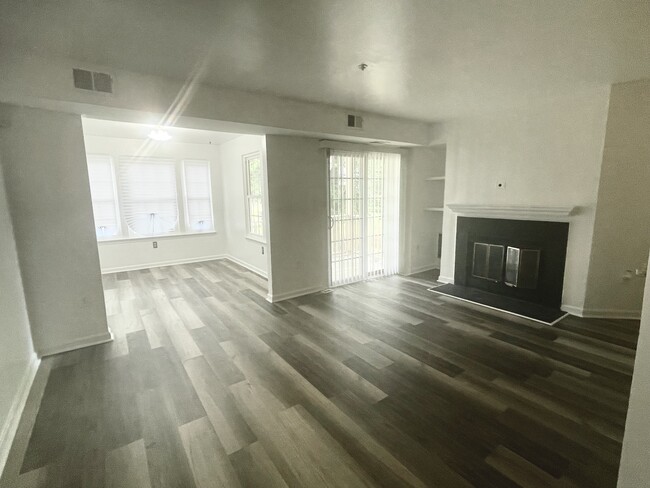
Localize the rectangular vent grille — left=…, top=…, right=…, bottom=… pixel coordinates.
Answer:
left=73, top=68, right=113, bottom=93
left=347, top=114, right=363, bottom=129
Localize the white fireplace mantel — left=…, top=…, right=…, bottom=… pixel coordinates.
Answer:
left=446, top=203, right=577, bottom=220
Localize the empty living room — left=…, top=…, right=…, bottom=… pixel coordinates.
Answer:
left=1, top=1, right=649, bottom=487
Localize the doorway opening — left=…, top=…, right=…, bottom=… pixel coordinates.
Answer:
left=81, top=117, right=271, bottom=343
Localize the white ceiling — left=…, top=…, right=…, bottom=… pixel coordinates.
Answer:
left=82, top=118, right=242, bottom=145
left=1, top=0, right=649, bottom=122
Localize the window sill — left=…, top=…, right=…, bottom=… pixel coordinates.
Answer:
left=245, top=234, right=267, bottom=244
left=97, top=231, right=217, bottom=244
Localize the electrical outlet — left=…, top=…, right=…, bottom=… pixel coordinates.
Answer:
left=261, top=246, right=265, bottom=255
left=153, top=241, right=158, bottom=249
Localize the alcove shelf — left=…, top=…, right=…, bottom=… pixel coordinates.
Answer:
left=425, top=176, right=446, bottom=181
left=424, top=207, right=445, bottom=212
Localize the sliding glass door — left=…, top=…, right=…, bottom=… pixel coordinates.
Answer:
left=328, top=150, right=401, bottom=287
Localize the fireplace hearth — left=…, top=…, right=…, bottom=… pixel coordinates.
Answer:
left=429, top=216, right=571, bottom=324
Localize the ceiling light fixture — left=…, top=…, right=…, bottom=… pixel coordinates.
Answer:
left=148, top=128, right=171, bottom=141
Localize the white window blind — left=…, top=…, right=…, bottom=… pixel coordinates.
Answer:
left=183, top=160, right=214, bottom=232
left=119, top=157, right=179, bottom=237
left=87, top=154, right=120, bottom=239
left=244, top=153, right=264, bottom=239
left=328, top=150, right=401, bottom=286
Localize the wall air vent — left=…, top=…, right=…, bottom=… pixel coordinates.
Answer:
left=73, top=68, right=113, bottom=93
left=347, top=114, right=363, bottom=129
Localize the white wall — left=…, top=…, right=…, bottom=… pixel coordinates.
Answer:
left=402, top=146, right=446, bottom=275
left=0, top=158, right=37, bottom=474
left=439, top=87, right=611, bottom=311
left=0, top=104, right=110, bottom=356
left=584, top=79, right=650, bottom=317
left=83, top=134, right=228, bottom=272
left=617, top=249, right=650, bottom=488
left=219, top=135, right=268, bottom=277
left=265, top=136, right=328, bottom=301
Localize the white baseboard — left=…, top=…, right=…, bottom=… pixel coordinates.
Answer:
left=38, top=329, right=114, bottom=357
left=101, top=254, right=269, bottom=280
left=223, top=255, right=268, bottom=279
left=561, top=305, right=641, bottom=320
left=560, top=305, right=584, bottom=317
left=0, top=352, right=40, bottom=476
left=266, top=285, right=325, bottom=303
left=101, top=254, right=227, bottom=274
left=437, top=275, right=455, bottom=284
left=407, top=264, right=440, bottom=275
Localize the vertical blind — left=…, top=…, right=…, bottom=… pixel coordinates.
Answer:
left=119, top=157, right=179, bottom=237
left=183, top=160, right=214, bottom=232
left=329, top=150, right=401, bottom=286
left=87, top=154, right=120, bottom=239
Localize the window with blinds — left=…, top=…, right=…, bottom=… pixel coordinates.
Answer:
left=183, top=160, right=214, bottom=232
left=87, top=154, right=120, bottom=239
left=119, top=157, right=179, bottom=237
left=243, top=152, right=265, bottom=240
left=86, top=154, right=216, bottom=241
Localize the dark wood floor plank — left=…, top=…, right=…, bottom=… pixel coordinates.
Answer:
left=178, top=416, right=242, bottom=488
left=229, top=441, right=290, bottom=488
left=105, top=439, right=152, bottom=488
left=184, top=356, right=256, bottom=454
left=139, top=387, right=197, bottom=488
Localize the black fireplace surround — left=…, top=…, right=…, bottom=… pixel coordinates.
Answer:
left=454, top=217, right=569, bottom=308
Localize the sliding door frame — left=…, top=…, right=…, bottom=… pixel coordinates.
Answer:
left=326, top=148, right=403, bottom=288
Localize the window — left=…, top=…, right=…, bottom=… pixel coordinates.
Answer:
left=86, top=154, right=215, bottom=241
left=119, top=157, right=179, bottom=237
left=243, top=152, right=265, bottom=240
left=183, top=160, right=214, bottom=232
left=87, top=155, right=120, bottom=239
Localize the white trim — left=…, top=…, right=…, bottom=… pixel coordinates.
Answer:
left=266, top=285, right=325, bottom=303
left=560, top=305, right=584, bottom=317
left=100, top=254, right=268, bottom=279
left=98, top=230, right=218, bottom=244
left=0, top=353, right=40, bottom=477
left=429, top=287, right=568, bottom=326
left=224, top=255, right=268, bottom=279
left=561, top=305, right=641, bottom=320
left=406, top=264, right=440, bottom=275
left=446, top=203, right=577, bottom=221
left=245, top=234, right=267, bottom=244
left=38, top=329, right=114, bottom=358
left=437, top=275, right=455, bottom=284
left=100, top=254, right=227, bottom=274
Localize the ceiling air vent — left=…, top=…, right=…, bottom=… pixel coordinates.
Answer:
left=347, top=114, right=363, bottom=129
left=73, top=68, right=113, bottom=94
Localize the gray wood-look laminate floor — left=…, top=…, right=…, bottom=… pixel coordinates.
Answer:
left=0, top=259, right=640, bottom=488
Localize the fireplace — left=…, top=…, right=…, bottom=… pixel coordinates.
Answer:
left=471, top=243, right=541, bottom=289
left=454, top=217, right=569, bottom=308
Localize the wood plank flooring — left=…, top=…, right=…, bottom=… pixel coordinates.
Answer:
left=0, top=259, right=640, bottom=488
